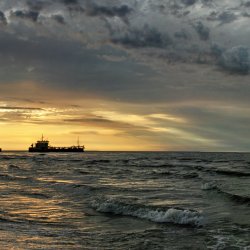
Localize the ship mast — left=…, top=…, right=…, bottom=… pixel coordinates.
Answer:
left=77, top=137, right=80, bottom=147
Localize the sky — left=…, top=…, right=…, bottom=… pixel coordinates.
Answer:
left=0, top=0, right=249, bottom=151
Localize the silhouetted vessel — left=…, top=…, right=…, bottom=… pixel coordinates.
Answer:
left=29, top=136, right=84, bottom=152
left=0, top=148, right=1, bottom=152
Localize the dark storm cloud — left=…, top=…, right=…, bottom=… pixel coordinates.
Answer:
left=12, top=10, right=39, bottom=22
left=208, top=43, right=249, bottom=75
left=0, top=1, right=249, bottom=81
left=111, top=25, right=173, bottom=48
left=219, top=46, right=250, bottom=74
left=244, top=1, right=250, bottom=7
left=0, top=32, right=77, bottom=66
left=86, top=4, right=132, bottom=19
left=52, top=14, right=65, bottom=24
left=210, top=43, right=224, bottom=57
left=201, top=0, right=213, bottom=5
left=26, top=0, right=81, bottom=12
left=0, top=10, right=7, bottom=24
left=217, top=12, right=237, bottom=24
left=60, top=0, right=84, bottom=12
left=193, top=21, right=210, bottom=41
left=181, top=0, right=197, bottom=6
left=207, top=11, right=237, bottom=24
left=0, top=0, right=248, bottom=79
left=26, top=0, right=47, bottom=11
left=62, top=0, right=78, bottom=4
left=0, top=31, right=157, bottom=102
left=174, top=30, right=189, bottom=40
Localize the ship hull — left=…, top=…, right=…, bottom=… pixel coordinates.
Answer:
left=29, top=147, right=84, bottom=152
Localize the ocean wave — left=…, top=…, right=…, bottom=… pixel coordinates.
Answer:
left=8, top=164, right=21, bottom=171
left=0, top=156, right=15, bottom=160
left=207, top=228, right=250, bottom=250
left=201, top=182, right=218, bottom=190
left=202, top=183, right=250, bottom=204
left=152, top=170, right=172, bottom=176
left=0, top=173, right=32, bottom=182
left=152, top=170, right=199, bottom=179
left=20, top=191, right=50, bottom=199
left=91, top=197, right=204, bottom=227
left=143, top=163, right=176, bottom=168
left=217, top=189, right=250, bottom=204
left=67, top=159, right=84, bottom=162
left=215, top=169, right=250, bottom=177
left=115, top=159, right=131, bottom=164
left=0, top=173, right=19, bottom=181
left=86, top=159, right=111, bottom=164
left=182, top=172, right=199, bottom=178
left=0, top=216, right=20, bottom=224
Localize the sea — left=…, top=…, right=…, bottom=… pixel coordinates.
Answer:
left=0, top=151, right=249, bottom=250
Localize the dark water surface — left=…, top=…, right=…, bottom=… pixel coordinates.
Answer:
left=0, top=152, right=250, bottom=249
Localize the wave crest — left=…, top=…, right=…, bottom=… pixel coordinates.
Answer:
left=91, top=197, right=204, bottom=227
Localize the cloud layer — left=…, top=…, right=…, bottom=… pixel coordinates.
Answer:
left=1, top=0, right=249, bottom=74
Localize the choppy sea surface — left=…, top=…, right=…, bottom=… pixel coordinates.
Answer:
left=0, top=151, right=250, bottom=250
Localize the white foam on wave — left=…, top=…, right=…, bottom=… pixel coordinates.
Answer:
left=201, top=181, right=217, bottom=190
left=207, top=233, right=250, bottom=250
left=91, top=198, right=204, bottom=227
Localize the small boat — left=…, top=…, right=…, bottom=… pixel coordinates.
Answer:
left=29, top=136, right=84, bottom=152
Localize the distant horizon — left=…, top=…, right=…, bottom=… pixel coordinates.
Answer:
left=1, top=149, right=250, bottom=154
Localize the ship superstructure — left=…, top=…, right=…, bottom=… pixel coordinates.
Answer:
left=29, top=135, right=84, bottom=152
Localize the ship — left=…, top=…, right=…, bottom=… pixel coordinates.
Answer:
left=29, top=136, right=84, bottom=152
left=0, top=148, right=1, bottom=152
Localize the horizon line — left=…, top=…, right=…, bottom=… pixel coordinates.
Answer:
left=0, top=150, right=250, bottom=153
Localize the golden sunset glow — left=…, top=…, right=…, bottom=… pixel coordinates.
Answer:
left=0, top=82, right=213, bottom=151
left=0, top=89, right=219, bottom=151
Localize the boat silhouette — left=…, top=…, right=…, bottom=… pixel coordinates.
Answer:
left=29, top=135, right=84, bottom=152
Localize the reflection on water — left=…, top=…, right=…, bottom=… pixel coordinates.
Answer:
left=1, top=194, right=74, bottom=224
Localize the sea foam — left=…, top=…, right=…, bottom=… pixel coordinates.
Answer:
left=91, top=197, right=204, bottom=227
left=201, top=181, right=217, bottom=190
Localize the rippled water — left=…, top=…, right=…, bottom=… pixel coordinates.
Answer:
left=0, top=151, right=250, bottom=249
